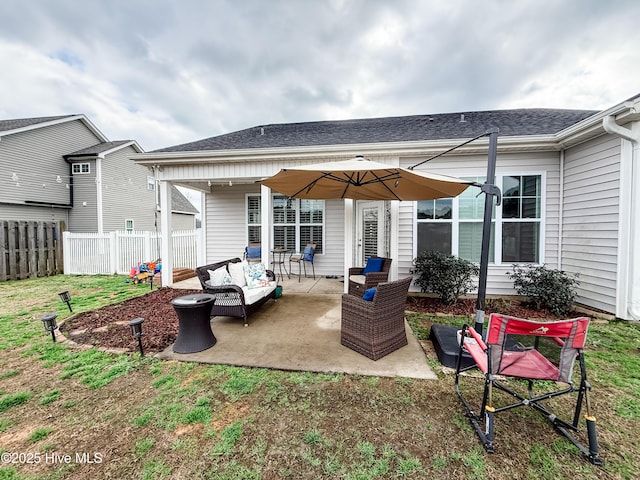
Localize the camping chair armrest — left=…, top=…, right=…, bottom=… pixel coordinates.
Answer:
left=463, top=324, right=488, bottom=351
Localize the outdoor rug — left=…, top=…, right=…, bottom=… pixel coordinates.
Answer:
left=156, top=293, right=437, bottom=380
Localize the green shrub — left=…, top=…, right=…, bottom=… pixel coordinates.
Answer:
left=507, top=265, right=579, bottom=316
left=411, top=251, right=479, bottom=305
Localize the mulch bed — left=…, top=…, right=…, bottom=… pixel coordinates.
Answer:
left=59, top=288, right=571, bottom=354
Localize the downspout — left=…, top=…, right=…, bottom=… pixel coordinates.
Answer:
left=96, top=156, right=104, bottom=234
left=557, top=150, right=565, bottom=270
left=603, top=115, right=640, bottom=320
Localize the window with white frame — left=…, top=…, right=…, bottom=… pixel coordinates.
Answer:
left=247, top=195, right=324, bottom=253
left=247, top=195, right=262, bottom=243
left=72, top=163, right=90, bottom=174
left=125, top=219, right=134, bottom=233
left=501, top=175, right=541, bottom=263
left=147, top=176, right=155, bottom=191
left=416, top=174, right=542, bottom=264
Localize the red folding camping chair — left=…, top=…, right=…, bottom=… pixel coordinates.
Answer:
left=454, top=313, right=601, bottom=465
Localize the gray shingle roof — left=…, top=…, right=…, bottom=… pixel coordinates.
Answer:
left=154, top=108, right=599, bottom=153
left=171, top=185, right=198, bottom=214
left=0, top=115, right=77, bottom=133
left=64, top=141, right=133, bottom=158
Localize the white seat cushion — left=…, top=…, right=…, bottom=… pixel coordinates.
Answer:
left=349, top=274, right=366, bottom=285
left=241, top=282, right=277, bottom=305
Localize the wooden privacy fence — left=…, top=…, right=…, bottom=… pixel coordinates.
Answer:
left=63, top=230, right=201, bottom=275
left=0, top=220, right=64, bottom=281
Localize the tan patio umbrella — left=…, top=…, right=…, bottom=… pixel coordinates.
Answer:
left=261, top=156, right=474, bottom=201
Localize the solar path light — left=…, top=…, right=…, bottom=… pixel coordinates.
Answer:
left=41, top=313, right=58, bottom=342
left=58, top=290, right=72, bottom=312
left=129, top=317, right=145, bottom=356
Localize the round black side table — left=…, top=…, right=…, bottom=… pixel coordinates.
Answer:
left=171, top=293, right=216, bottom=353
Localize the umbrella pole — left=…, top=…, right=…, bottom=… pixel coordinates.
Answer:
left=474, top=128, right=500, bottom=335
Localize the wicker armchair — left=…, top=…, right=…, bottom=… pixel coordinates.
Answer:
left=347, top=257, right=392, bottom=296
left=340, top=276, right=412, bottom=360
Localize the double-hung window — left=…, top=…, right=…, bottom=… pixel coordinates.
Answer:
left=72, top=163, right=90, bottom=174
left=247, top=195, right=325, bottom=253
left=501, top=175, right=541, bottom=263
left=415, top=173, right=542, bottom=264
left=247, top=195, right=262, bottom=243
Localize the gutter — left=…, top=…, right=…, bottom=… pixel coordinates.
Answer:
left=603, top=111, right=640, bottom=320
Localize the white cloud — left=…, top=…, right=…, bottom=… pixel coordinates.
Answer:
left=0, top=0, right=639, bottom=150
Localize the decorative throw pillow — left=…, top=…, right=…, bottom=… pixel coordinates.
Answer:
left=228, top=261, right=248, bottom=287
left=362, top=288, right=377, bottom=301
left=208, top=266, right=232, bottom=286
left=362, top=257, right=384, bottom=274
left=244, top=262, right=270, bottom=289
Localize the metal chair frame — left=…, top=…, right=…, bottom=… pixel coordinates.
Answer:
left=454, top=313, right=601, bottom=466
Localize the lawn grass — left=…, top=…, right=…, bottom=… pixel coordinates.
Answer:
left=0, top=275, right=639, bottom=479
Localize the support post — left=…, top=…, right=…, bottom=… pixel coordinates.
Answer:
left=474, top=128, right=500, bottom=334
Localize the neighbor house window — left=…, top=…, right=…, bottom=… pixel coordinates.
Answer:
left=147, top=176, right=155, bottom=191
left=125, top=219, right=134, bottom=233
left=247, top=195, right=262, bottom=243
left=72, top=163, right=90, bottom=174
left=415, top=173, right=542, bottom=264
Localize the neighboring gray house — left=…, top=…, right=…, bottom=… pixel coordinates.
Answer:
left=169, top=184, right=199, bottom=230
left=134, top=94, right=640, bottom=321
left=0, top=115, right=196, bottom=233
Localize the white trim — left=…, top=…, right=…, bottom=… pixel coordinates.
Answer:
left=0, top=114, right=109, bottom=142
left=412, top=171, right=546, bottom=266
left=159, top=181, right=173, bottom=286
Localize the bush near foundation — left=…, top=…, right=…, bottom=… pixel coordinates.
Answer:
left=411, top=251, right=479, bottom=305
left=507, top=264, right=579, bottom=316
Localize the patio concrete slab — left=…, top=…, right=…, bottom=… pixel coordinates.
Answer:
left=156, top=288, right=437, bottom=380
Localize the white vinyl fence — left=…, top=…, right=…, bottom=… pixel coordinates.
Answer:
left=63, top=230, right=202, bottom=275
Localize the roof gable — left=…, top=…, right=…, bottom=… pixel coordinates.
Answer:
left=0, top=114, right=109, bottom=143
left=64, top=140, right=142, bottom=159
left=154, top=108, right=599, bottom=153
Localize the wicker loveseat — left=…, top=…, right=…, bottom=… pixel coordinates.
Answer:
left=347, top=257, right=393, bottom=296
left=340, top=276, right=412, bottom=360
left=195, top=258, right=277, bottom=327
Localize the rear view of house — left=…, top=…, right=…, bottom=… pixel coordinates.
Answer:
left=135, top=93, right=640, bottom=321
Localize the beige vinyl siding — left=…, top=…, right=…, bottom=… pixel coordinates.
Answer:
left=101, top=145, right=157, bottom=232
left=171, top=213, right=196, bottom=231
left=0, top=119, right=101, bottom=211
left=0, top=204, right=69, bottom=223
left=398, top=151, right=561, bottom=295
left=205, top=185, right=344, bottom=276
left=562, top=134, right=620, bottom=313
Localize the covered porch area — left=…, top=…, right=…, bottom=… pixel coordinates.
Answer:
left=164, top=274, right=436, bottom=379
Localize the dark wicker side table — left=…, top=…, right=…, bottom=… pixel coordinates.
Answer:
left=171, top=293, right=216, bottom=353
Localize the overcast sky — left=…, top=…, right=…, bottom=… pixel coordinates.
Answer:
left=1, top=0, right=638, bottom=151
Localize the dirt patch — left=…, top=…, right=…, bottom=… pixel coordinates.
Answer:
left=59, top=288, right=571, bottom=355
